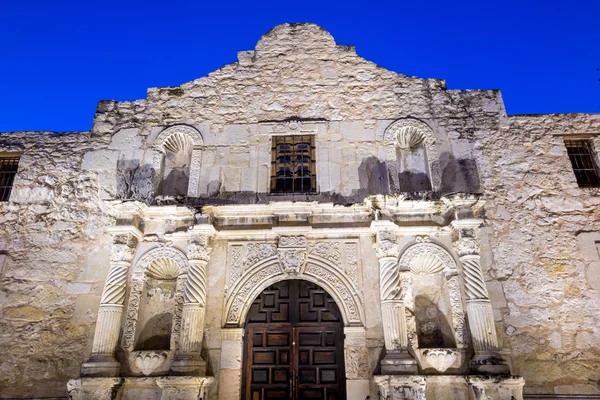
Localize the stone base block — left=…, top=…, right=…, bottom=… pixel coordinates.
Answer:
left=373, top=374, right=524, bottom=400
left=470, top=354, right=511, bottom=375
left=81, top=358, right=121, bottom=377
left=67, top=378, right=124, bottom=400
left=373, top=375, right=427, bottom=400
left=171, top=357, right=207, bottom=376
left=381, top=351, right=419, bottom=375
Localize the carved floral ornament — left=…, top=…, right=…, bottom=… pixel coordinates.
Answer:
left=224, top=236, right=364, bottom=327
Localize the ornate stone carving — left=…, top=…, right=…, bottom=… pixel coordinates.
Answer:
left=188, top=233, right=211, bottom=262
left=133, top=351, right=167, bottom=376
left=278, top=235, right=308, bottom=276
left=225, top=259, right=363, bottom=326
left=163, top=132, right=193, bottom=154
left=122, top=246, right=188, bottom=351
left=154, top=125, right=204, bottom=150
left=453, top=228, right=480, bottom=257
left=184, top=260, right=207, bottom=305
left=133, top=246, right=189, bottom=278
left=245, top=243, right=277, bottom=268
left=100, top=264, right=129, bottom=304
left=423, top=349, right=459, bottom=372
left=407, top=252, right=445, bottom=274
left=447, top=275, right=469, bottom=348
left=461, top=256, right=489, bottom=300
left=109, top=234, right=138, bottom=263
left=308, top=241, right=341, bottom=264
left=146, top=258, right=180, bottom=280
left=398, top=241, right=457, bottom=273
left=228, top=245, right=244, bottom=288
left=344, top=242, right=359, bottom=286
left=374, top=230, right=400, bottom=259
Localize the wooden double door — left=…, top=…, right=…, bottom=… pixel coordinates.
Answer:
left=242, top=280, right=346, bottom=400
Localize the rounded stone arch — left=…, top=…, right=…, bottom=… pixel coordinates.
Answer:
left=383, top=117, right=442, bottom=193
left=132, top=245, right=189, bottom=278
left=224, top=256, right=364, bottom=328
left=154, top=124, right=204, bottom=150
left=152, top=125, right=204, bottom=198
left=397, top=239, right=458, bottom=274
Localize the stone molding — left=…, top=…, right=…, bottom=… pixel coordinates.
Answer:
left=223, top=238, right=364, bottom=327
left=384, top=118, right=442, bottom=193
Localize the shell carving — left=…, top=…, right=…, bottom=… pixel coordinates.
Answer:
left=424, top=349, right=459, bottom=372
left=396, top=126, right=425, bottom=151
left=409, top=252, right=444, bottom=274
left=146, top=258, right=180, bottom=280
left=133, top=351, right=167, bottom=376
left=163, top=132, right=193, bottom=154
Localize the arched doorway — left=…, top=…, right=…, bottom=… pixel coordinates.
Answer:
left=242, top=279, right=346, bottom=400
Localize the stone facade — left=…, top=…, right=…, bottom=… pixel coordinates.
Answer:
left=0, top=23, right=599, bottom=399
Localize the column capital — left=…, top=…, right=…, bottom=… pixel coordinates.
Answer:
left=106, top=224, right=143, bottom=241
left=371, top=221, right=400, bottom=259
left=451, top=219, right=483, bottom=257
left=187, top=225, right=215, bottom=262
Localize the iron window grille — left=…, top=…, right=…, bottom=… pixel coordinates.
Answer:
left=565, top=139, right=600, bottom=188
left=0, top=156, right=20, bottom=201
left=270, top=135, right=316, bottom=193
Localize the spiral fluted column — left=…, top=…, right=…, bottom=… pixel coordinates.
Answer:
left=82, top=226, right=140, bottom=377
left=452, top=219, right=510, bottom=375
left=173, top=224, right=215, bottom=376
left=371, top=220, right=417, bottom=375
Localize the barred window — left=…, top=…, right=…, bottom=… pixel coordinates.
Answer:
left=270, top=135, right=316, bottom=193
left=0, top=155, right=20, bottom=201
left=565, top=140, right=600, bottom=188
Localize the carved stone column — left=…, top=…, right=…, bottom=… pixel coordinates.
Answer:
left=371, top=220, right=418, bottom=374
left=82, top=226, right=141, bottom=377
left=173, top=224, right=215, bottom=375
left=453, top=220, right=510, bottom=375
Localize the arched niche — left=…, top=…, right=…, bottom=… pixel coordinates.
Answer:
left=152, top=125, right=204, bottom=198
left=383, top=118, right=442, bottom=193
left=122, top=246, right=189, bottom=352
left=223, top=256, right=364, bottom=328
left=397, top=239, right=468, bottom=351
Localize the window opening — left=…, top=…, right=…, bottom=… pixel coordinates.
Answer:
left=565, top=139, right=600, bottom=187
left=0, top=156, right=20, bottom=201
left=270, top=135, right=316, bottom=193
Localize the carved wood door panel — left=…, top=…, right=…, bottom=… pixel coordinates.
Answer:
left=243, top=280, right=346, bottom=400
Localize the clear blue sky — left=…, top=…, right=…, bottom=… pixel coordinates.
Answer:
left=1, top=0, right=599, bottom=132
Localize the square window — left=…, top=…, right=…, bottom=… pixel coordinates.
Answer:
left=270, top=135, right=316, bottom=193
left=565, top=139, right=600, bottom=188
left=0, top=155, right=21, bottom=201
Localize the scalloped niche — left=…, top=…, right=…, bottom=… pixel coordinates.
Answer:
left=134, top=260, right=180, bottom=351
left=409, top=253, right=456, bottom=349
left=160, top=132, right=193, bottom=197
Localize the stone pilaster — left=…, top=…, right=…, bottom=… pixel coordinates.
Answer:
left=172, top=224, right=215, bottom=375
left=82, top=226, right=141, bottom=377
left=371, top=220, right=418, bottom=374
left=452, top=220, right=510, bottom=375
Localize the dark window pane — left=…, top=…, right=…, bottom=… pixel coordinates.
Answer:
left=0, top=156, right=21, bottom=201
left=270, top=135, right=316, bottom=193
left=565, top=140, right=600, bottom=188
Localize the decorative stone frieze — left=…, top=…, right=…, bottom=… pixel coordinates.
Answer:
left=82, top=225, right=141, bottom=377
left=156, top=376, right=214, bottom=400
left=133, top=351, right=168, bottom=376
left=277, top=235, right=308, bottom=275
left=223, top=237, right=364, bottom=327
left=373, top=375, right=427, bottom=400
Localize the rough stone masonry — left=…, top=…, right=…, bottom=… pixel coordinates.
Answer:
left=0, top=23, right=599, bottom=400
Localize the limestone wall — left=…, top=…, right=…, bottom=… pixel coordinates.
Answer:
left=474, top=113, right=600, bottom=396
left=0, top=131, right=114, bottom=397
